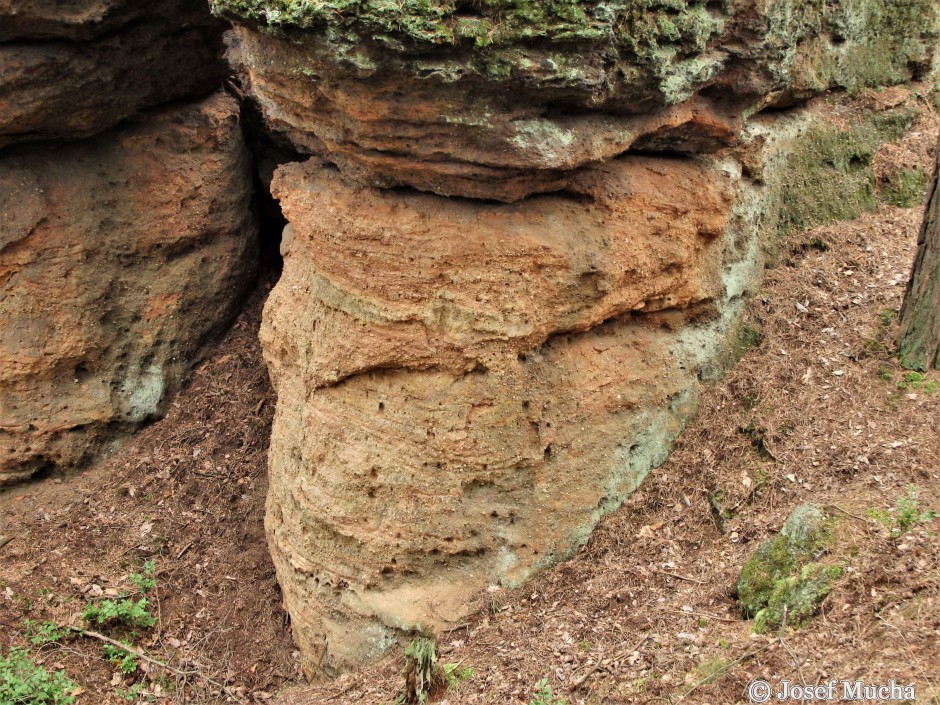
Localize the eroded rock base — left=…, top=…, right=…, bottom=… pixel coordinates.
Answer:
left=261, top=143, right=758, bottom=678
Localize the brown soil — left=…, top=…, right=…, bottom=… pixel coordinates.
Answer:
left=2, top=110, right=939, bottom=705
left=0, top=280, right=297, bottom=704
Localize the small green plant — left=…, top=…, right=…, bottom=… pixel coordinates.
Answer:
left=717, top=638, right=731, bottom=649
left=442, top=662, right=474, bottom=688
left=878, top=309, right=897, bottom=327
left=0, top=647, right=79, bottom=705
left=867, top=485, right=938, bottom=538
left=103, top=645, right=139, bottom=675
left=530, top=678, right=568, bottom=705
left=82, top=598, right=156, bottom=629
left=128, top=561, right=157, bottom=594
left=877, top=365, right=894, bottom=382
left=24, top=621, right=68, bottom=647
left=897, top=371, right=938, bottom=393
left=116, top=682, right=152, bottom=702
left=395, top=637, right=445, bottom=704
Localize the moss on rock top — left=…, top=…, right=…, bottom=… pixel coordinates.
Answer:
left=214, top=0, right=938, bottom=109
left=211, top=0, right=725, bottom=50
left=736, top=503, right=842, bottom=633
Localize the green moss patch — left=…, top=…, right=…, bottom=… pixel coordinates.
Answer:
left=773, top=104, right=923, bottom=235
left=883, top=167, right=929, bottom=207
left=754, top=563, right=843, bottom=631
left=211, top=0, right=936, bottom=105
left=736, top=503, right=841, bottom=632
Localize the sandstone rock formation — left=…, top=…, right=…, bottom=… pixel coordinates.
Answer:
left=0, top=92, right=258, bottom=484
left=261, top=154, right=740, bottom=676
left=217, top=0, right=937, bottom=200
left=219, top=0, right=939, bottom=680
left=0, top=0, right=227, bottom=147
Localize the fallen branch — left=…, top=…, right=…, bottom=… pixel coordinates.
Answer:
left=571, top=634, right=649, bottom=690
left=662, top=606, right=740, bottom=624
left=65, top=627, right=240, bottom=700
left=826, top=505, right=869, bottom=523
left=673, top=638, right=778, bottom=704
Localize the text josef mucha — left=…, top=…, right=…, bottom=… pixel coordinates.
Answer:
left=747, top=678, right=917, bottom=703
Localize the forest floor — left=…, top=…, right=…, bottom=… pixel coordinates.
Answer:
left=1, top=98, right=938, bottom=705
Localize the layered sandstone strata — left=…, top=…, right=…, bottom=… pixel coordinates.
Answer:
left=261, top=154, right=740, bottom=676
left=222, top=0, right=939, bottom=680
left=217, top=0, right=937, bottom=200
left=0, top=92, right=258, bottom=484
left=0, top=0, right=227, bottom=147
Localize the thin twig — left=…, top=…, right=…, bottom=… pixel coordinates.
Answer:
left=662, top=606, right=740, bottom=623
left=68, top=628, right=240, bottom=699
left=673, top=638, right=778, bottom=704
left=651, top=569, right=705, bottom=584
left=826, top=504, right=870, bottom=523
left=175, top=541, right=194, bottom=559
left=571, top=635, right=649, bottom=690
left=443, top=622, right=471, bottom=633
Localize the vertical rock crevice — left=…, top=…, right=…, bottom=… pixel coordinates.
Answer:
left=0, top=0, right=261, bottom=483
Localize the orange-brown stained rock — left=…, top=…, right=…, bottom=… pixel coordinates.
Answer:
left=0, top=0, right=226, bottom=147
left=260, top=155, right=735, bottom=677
left=227, top=26, right=741, bottom=202
left=0, top=92, right=258, bottom=484
left=263, top=156, right=733, bottom=388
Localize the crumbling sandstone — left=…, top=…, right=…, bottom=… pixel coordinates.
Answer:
left=0, top=92, right=258, bottom=484
left=218, top=0, right=937, bottom=200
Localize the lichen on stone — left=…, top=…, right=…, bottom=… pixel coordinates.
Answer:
left=754, top=563, right=843, bottom=632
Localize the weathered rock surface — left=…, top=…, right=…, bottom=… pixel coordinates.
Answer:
left=0, top=91, right=258, bottom=484
left=232, top=0, right=939, bottom=682
left=0, top=0, right=227, bottom=147
left=223, top=0, right=937, bottom=683
left=260, top=88, right=935, bottom=680
left=261, top=151, right=746, bottom=677
left=263, top=156, right=732, bottom=386
left=219, top=0, right=938, bottom=200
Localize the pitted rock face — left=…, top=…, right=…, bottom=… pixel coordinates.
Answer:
left=0, top=92, right=258, bottom=484
left=260, top=154, right=738, bottom=677
left=218, top=0, right=937, bottom=200
left=234, top=0, right=936, bottom=684
left=263, top=155, right=733, bottom=387
left=0, top=0, right=227, bottom=147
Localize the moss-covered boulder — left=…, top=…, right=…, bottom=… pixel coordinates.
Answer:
left=737, top=503, right=841, bottom=632
left=755, top=563, right=843, bottom=632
